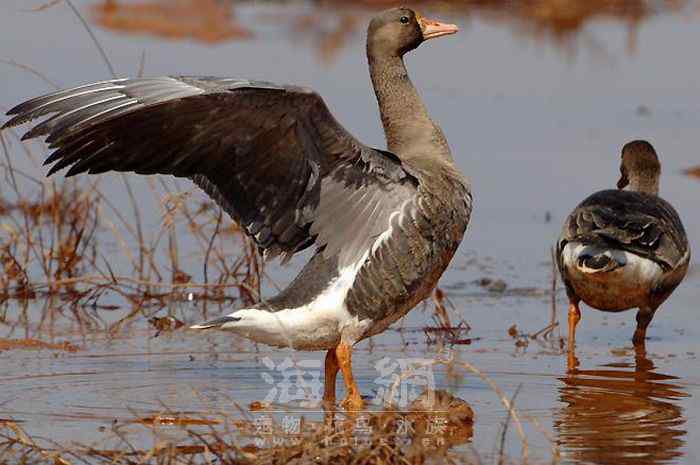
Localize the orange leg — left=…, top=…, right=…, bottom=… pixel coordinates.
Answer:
left=336, top=342, right=364, bottom=411
left=633, top=343, right=653, bottom=374
left=567, top=350, right=579, bottom=372
left=632, top=327, right=648, bottom=347
left=567, top=300, right=581, bottom=352
left=322, top=349, right=340, bottom=427
left=323, top=348, right=339, bottom=404
left=567, top=301, right=581, bottom=372
left=632, top=307, right=655, bottom=347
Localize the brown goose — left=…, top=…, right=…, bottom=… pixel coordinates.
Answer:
left=557, top=141, right=690, bottom=355
left=3, top=8, right=471, bottom=410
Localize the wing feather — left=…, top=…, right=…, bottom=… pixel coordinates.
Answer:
left=4, top=76, right=415, bottom=263
left=559, top=189, right=689, bottom=270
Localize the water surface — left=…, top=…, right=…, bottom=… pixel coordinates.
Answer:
left=1, top=1, right=699, bottom=463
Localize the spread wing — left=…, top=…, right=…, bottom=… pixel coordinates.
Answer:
left=3, top=76, right=416, bottom=264
left=559, top=189, right=689, bottom=270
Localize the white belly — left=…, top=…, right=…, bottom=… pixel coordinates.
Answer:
left=561, top=242, right=663, bottom=311
left=238, top=259, right=373, bottom=351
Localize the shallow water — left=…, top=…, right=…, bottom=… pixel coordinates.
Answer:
left=1, top=1, right=699, bottom=463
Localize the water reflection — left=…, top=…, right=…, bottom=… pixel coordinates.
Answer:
left=320, top=389, right=475, bottom=457
left=91, top=0, right=253, bottom=43
left=0, top=389, right=475, bottom=464
left=685, top=165, right=700, bottom=180
left=84, top=1, right=692, bottom=60
left=556, top=348, right=688, bottom=465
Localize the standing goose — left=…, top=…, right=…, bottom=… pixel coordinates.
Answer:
left=3, top=8, right=471, bottom=410
left=557, top=141, right=689, bottom=355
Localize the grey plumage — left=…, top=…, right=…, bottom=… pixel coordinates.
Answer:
left=556, top=141, right=690, bottom=348
left=3, top=9, right=471, bottom=356
left=558, top=190, right=688, bottom=272
left=4, top=73, right=471, bottom=327
left=4, top=76, right=415, bottom=269
left=4, top=6, right=469, bottom=410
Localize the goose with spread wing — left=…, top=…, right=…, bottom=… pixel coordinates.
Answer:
left=557, top=141, right=689, bottom=355
left=3, top=8, right=471, bottom=410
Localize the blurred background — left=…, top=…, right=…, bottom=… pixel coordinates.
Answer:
left=1, top=1, right=699, bottom=464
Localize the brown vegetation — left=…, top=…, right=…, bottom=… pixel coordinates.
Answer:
left=0, top=388, right=480, bottom=465
left=0, top=337, right=79, bottom=351
left=0, top=130, right=264, bottom=336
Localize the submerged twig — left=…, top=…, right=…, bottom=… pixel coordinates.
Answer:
left=497, top=383, right=523, bottom=465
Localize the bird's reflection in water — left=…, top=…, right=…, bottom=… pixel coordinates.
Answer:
left=556, top=347, right=687, bottom=465
left=323, top=389, right=474, bottom=454
left=91, top=1, right=253, bottom=44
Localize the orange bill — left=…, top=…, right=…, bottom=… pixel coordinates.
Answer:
left=419, top=16, right=459, bottom=40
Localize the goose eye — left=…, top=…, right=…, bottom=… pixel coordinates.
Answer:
left=400, top=16, right=409, bottom=24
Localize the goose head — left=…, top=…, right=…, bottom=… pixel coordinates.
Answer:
left=367, top=7, right=458, bottom=57
left=618, top=140, right=661, bottom=195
